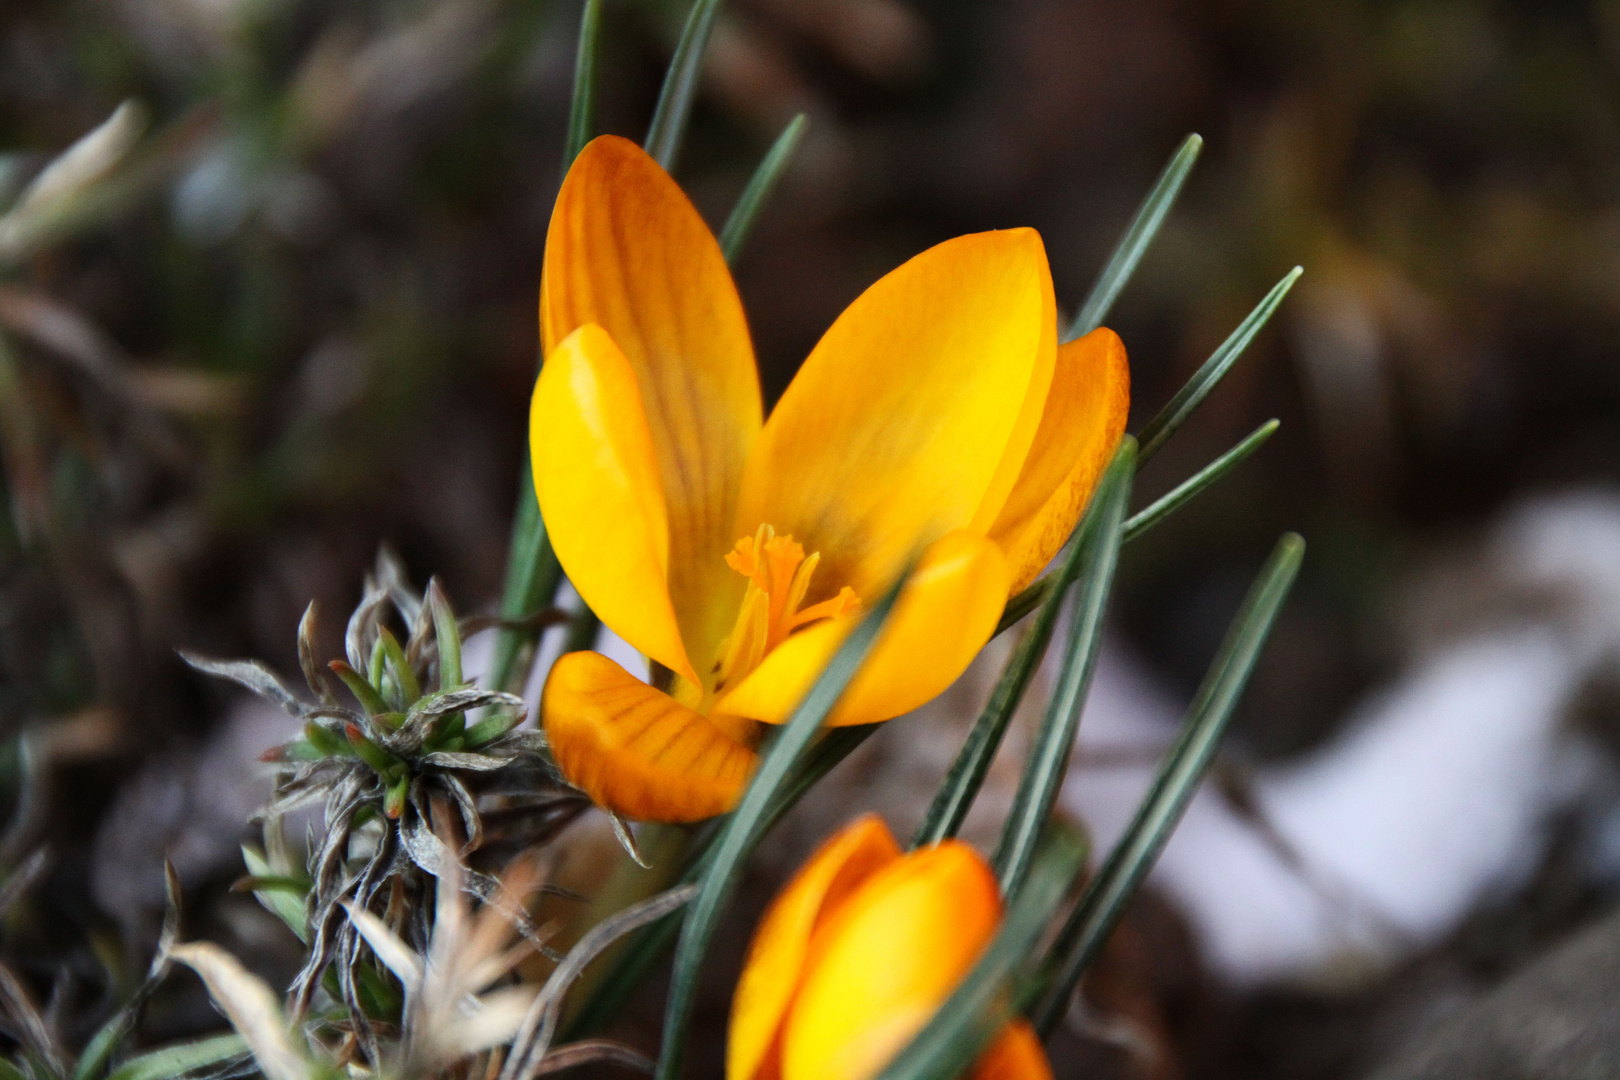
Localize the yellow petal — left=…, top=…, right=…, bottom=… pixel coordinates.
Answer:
left=542, top=650, right=756, bottom=822
left=781, top=841, right=1002, bottom=1080
left=728, top=816, right=902, bottom=1080
left=530, top=323, right=697, bottom=685
left=736, top=229, right=1050, bottom=603
left=965, top=1023, right=1052, bottom=1080
left=971, top=235, right=1058, bottom=533
left=542, top=134, right=763, bottom=673
left=716, top=531, right=1009, bottom=727
left=988, top=327, right=1130, bottom=594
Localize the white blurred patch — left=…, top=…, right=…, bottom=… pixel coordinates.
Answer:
left=1061, top=490, right=1620, bottom=988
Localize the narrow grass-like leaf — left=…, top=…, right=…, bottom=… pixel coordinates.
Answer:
left=559, top=902, right=686, bottom=1042
left=654, top=577, right=904, bottom=1080
left=76, top=1015, right=131, bottom=1080
left=644, top=0, right=725, bottom=171
left=1123, top=419, right=1278, bottom=543
left=915, top=441, right=1135, bottom=849
left=998, top=421, right=1281, bottom=636
left=103, top=1035, right=248, bottom=1080
left=1031, top=532, right=1304, bottom=1035
left=72, top=858, right=177, bottom=1080
left=996, top=576, right=1051, bottom=637
left=563, top=0, right=602, bottom=170
left=490, top=0, right=600, bottom=692
left=992, top=441, right=1134, bottom=896
left=1135, top=267, right=1302, bottom=465
left=504, top=886, right=698, bottom=1080
left=767, top=723, right=879, bottom=829
left=560, top=724, right=880, bottom=1039
left=1067, top=134, right=1202, bottom=342
left=719, top=114, right=806, bottom=264
left=872, top=822, right=1087, bottom=1080
left=58, top=875, right=171, bottom=1078
left=488, top=481, right=564, bottom=694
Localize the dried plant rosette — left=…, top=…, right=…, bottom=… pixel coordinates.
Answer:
left=181, top=551, right=588, bottom=1019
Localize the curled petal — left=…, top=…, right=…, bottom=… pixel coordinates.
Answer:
left=988, top=327, right=1129, bottom=594
left=717, top=531, right=1009, bottom=726
left=542, top=651, right=755, bottom=822
left=781, top=842, right=1002, bottom=1080
left=531, top=324, right=697, bottom=685
left=728, top=816, right=902, bottom=1080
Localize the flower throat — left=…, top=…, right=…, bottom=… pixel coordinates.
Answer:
left=712, top=524, right=860, bottom=696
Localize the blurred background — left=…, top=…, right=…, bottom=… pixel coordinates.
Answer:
left=2, top=0, right=1620, bottom=1077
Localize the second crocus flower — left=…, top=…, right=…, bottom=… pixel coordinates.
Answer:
left=728, top=815, right=1052, bottom=1080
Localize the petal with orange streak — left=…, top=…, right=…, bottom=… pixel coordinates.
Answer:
left=542, top=134, right=762, bottom=673
left=988, top=327, right=1129, bottom=594
left=542, top=651, right=756, bottom=822
left=727, top=816, right=902, bottom=1080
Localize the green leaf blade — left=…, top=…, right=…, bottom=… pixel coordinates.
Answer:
left=562, top=724, right=880, bottom=1040
left=563, top=0, right=602, bottom=170
left=915, top=439, right=1135, bottom=850
left=1031, top=531, right=1305, bottom=1034
left=719, top=114, right=807, bottom=265
left=103, top=1036, right=249, bottom=1080
left=489, top=476, right=564, bottom=694
left=999, top=418, right=1281, bottom=638
left=1135, top=267, right=1302, bottom=466
left=491, top=0, right=598, bottom=693
left=1066, top=133, right=1202, bottom=342
left=644, top=0, right=726, bottom=171
left=654, top=575, right=904, bottom=1080
left=1122, top=419, right=1279, bottom=543
left=992, top=439, right=1135, bottom=897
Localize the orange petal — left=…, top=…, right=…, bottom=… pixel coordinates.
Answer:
left=737, top=230, right=1050, bottom=604
left=728, top=816, right=902, bottom=1080
left=543, top=135, right=763, bottom=673
left=988, top=327, right=1130, bottom=594
left=966, top=1022, right=1053, bottom=1080
left=781, top=841, right=1003, bottom=1080
left=716, top=531, right=1009, bottom=727
left=530, top=324, right=697, bottom=685
left=542, top=651, right=756, bottom=822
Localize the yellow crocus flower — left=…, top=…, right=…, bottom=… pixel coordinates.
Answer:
left=728, top=814, right=1052, bottom=1080
left=532, top=135, right=1128, bottom=822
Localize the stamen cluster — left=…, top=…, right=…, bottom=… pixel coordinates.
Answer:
left=714, top=524, right=859, bottom=693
